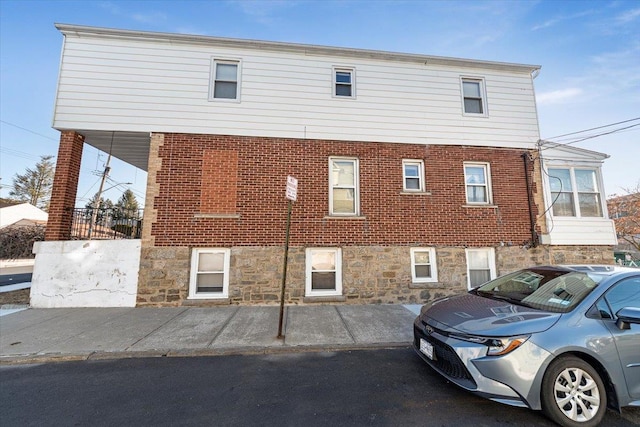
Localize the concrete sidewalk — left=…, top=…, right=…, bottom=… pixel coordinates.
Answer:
left=0, top=304, right=421, bottom=364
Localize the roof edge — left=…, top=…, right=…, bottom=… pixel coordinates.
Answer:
left=55, top=23, right=541, bottom=73
left=539, top=140, right=610, bottom=160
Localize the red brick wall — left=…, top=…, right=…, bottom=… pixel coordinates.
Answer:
left=45, top=131, right=84, bottom=241
left=150, top=133, right=536, bottom=247
left=201, top=149, right=238, bottom=214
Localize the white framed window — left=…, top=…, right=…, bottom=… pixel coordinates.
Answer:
left=189, top=248, right=230, bottom=299
left=333, top=67, right=355, bottom=98
left=305, top=248, right=342, bottom=296
left=465, top=248, right=496, bottom=289
left=210, top=59, right=240, bottom=101
left=547, top=167, right=604, bottom=218
left=464, top=162, right=492, bottom=204
left=410, top=248, right=438, bottom=283
left=403, top=160, right=425, bottom=192
left=461, top=77, right=487, bottom=115
left=329, top=157, right=359, bottom=216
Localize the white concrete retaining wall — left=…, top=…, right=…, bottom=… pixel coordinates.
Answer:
left=30, top=240, right=140, bottom=308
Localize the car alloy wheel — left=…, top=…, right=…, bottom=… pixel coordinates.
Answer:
left=542, top=356, right=606, bottom=427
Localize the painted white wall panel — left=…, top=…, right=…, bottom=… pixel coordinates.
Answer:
left=30, top=240, right=140, bottom=308
left=545, top=218, right=618, bottom=246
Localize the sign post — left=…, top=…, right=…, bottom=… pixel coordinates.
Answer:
left=277, top=176, right=297, bottom=339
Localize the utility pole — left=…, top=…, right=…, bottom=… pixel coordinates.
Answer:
left=87, top=153, right=111, bottom=240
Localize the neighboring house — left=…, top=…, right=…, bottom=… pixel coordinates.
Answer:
left=0, top=202, right=48, bottom=229
left=607, top=192, right=640, bottom=265
left=37, top=24, right=617, bottom=308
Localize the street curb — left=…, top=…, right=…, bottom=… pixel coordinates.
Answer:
left=0, top=342, right=412, bottom=366
left=0, top=304, right=30, bottom=310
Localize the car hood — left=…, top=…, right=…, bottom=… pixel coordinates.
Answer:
left=423, top=293, right=561, bottom=337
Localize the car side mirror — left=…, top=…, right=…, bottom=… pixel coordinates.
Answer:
left=615, top=307, right=640, bottom=331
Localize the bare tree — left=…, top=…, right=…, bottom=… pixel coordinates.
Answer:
left=608, top=182, right=640, bottom=252
left=9, top=155, right=55, bottom=211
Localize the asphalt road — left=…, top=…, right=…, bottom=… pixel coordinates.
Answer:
left=1, top=348, right=638, bottom=427
left=0, top=273, right=32, bottom=287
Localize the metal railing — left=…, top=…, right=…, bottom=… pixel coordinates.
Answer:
left=70, top=208, right=143, bottom=240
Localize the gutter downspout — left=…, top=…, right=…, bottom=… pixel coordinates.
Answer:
left=522, top=152, right=538, bottom=247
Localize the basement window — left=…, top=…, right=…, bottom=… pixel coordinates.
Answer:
left=189, top=248, right=230, bottom=299
left=306, top=248, right=343, bottom=296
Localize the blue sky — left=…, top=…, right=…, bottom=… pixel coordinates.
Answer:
left=1, top=0, right=638, bottom=207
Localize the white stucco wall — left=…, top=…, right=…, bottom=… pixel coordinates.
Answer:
left=30, top=240, right=140, bottom=308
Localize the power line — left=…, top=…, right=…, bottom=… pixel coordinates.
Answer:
left=0, top=147, right=48, bottom=161
left=539, top=121, right=640, bottom=151
left=554, top=123, right=640, bottom=145
left=543, top=117, right=640, bottom=140
left=0, top=120, right=59, bottom=141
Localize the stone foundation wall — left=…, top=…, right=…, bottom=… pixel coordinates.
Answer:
left=136, top=244, right=614, bottom=307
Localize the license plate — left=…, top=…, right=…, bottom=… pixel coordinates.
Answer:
left=420, top=338, right=434, bottom=360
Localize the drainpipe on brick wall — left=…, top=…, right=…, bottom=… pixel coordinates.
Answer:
left=522, top=152, right=538, bottom=248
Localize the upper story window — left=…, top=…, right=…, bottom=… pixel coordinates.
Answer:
left=329, top=157, right=359, bottom=216
left=461, top=78, right=487, bottom=115
left=464, top=162, right=492, bottom=205
left=548, top=167, right=604, bottom=217
left=210, top=59, right=240, bottom=101
left=333, top=67, right=355, bottom=98
left=403, top=160, right=425, bottom=192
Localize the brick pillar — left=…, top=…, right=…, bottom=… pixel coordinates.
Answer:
left=45, top=131, right=84, bottom=241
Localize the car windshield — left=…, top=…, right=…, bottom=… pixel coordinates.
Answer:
left=474, top=268, right=606, bottom=313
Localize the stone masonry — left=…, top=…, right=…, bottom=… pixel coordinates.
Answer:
left=136, top=244, right=613, bottom=307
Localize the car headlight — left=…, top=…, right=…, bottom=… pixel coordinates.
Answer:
left=486, top=336, right=529, bottom=356
left=450, top=334, right=530, bottom=356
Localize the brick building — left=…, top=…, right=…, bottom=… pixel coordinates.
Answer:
left=34, top=24, right=617, bottom=308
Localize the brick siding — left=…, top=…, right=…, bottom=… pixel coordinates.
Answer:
left=149, top=133, right=537, bottom=248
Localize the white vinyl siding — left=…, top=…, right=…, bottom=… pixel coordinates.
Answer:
left=329, top=157, right=359, bottom=216
left=466, top=248, right=496, bottom=289
left=305, top=248, right=342, bottom=296
left=464, top=162, right=492, bottom=204
left=189, top=248, right=230, bottom=299
left=411, top=248, right=438, bottom=283
left=403, top=160, right=425, bottom=192
left=54, top=30, right=541, bottom=153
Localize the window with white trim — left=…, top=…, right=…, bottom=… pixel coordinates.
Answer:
left=189, top=248, right=230, bottom=299
left=464, top=162, right=492, bottom=204
left=547, top=167, right=604, bottom=217
left=329, top=157, right=359, bottom=215
left=411, top=248, right=438, bottom=283
left=461, top=78, right=486, bottom=115
left=333, top=67, right=355, bottom=98
left=306, top=248, right=342, bottom=296
left=210, top=59, right=240, bottom=100
left=403, top=160, right=425, bottom=192
left=466, top=248, right=496, bottom=289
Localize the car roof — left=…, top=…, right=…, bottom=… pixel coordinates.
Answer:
left=558, top=265, right=639, bottom=276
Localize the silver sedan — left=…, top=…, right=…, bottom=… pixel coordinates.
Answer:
left=413, top=265, right=640, bottom=427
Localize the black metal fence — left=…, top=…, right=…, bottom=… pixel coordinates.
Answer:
left=71, top=208, right=143, bottom=240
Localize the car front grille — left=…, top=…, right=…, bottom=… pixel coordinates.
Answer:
left=414, top=323, right=477, bottom=389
